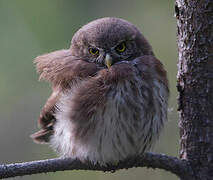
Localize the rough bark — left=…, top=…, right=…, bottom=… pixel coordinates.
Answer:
left=176, top=0, right=213, bottom=179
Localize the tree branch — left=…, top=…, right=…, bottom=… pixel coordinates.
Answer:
left=0, top=152, right=194, bottom=179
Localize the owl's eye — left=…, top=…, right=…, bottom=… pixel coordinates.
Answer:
left=116, top=42, right=126, bottom=53
left=89, top=48, right=99, bottom=55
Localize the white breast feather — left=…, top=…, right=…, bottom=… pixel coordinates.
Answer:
left=50, top=75, right=168, bottom=165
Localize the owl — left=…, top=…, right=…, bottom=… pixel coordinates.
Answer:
left=31, top=17, right=169, bottom=165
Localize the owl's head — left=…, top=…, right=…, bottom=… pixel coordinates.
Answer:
left=70, top=17, right=153, bottom=68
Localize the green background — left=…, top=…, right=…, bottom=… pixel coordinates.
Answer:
left=0, top=0, right=179, bottom=180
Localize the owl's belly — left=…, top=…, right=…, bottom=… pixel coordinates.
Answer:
left=51, top=78, right=166, bottom=165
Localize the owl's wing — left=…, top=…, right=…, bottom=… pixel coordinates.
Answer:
left=34, top=49, right=98, bottom=89
left=31, top=49, right=98, bottom=143
left=133, top=55, right=168, bottom=88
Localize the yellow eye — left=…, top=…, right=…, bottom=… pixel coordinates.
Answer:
left=89, top=48, right=99, bottom=55
left=116, top=42, right=126, bottom=53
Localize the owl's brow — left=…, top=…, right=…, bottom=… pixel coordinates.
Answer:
left=87, top=39, right=135, bottom=50
left=111, top=39, right=134, bottom=49
left=87, top=44, right=104, bottom=51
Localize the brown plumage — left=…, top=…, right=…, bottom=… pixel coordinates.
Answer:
left=31, top=17, right=169, bottom=165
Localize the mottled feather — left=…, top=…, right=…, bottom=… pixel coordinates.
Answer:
left=31, top=17, right=169, bottom=165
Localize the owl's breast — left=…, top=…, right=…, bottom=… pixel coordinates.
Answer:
left=51, top=67, right=168, bottom=165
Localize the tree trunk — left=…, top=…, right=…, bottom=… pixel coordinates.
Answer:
left=176, top=0, right=213, bottom=179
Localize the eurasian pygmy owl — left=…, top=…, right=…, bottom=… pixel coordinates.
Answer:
left=31, top=17, right=169, bottom=165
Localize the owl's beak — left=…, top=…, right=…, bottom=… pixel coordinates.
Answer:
left=105, top=54, right=113, bottom=69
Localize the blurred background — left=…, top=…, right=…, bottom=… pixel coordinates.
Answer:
left=0, top=0, right=178, bottom=180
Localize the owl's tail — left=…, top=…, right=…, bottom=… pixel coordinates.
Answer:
left=30, top=123, right=54, bottom=144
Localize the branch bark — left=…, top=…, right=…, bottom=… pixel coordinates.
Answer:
left=0, top=152, right=193, bottom=179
